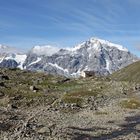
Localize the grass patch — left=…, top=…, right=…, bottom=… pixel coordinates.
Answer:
left=62, top=96, right=83, bottom=107
left=111, top=61, right=140, bottom=83
left=44, top=94, right=58, bottom=105
left=120, top=98, right=140, bottom=109
left=23, top=92, right=43, bottom=99
left=64, top=90, right=100, bottom=98
left=95, top=111, right=108, bottom=115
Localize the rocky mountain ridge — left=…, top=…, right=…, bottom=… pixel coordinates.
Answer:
left=0, top=38, right=139, bottom=77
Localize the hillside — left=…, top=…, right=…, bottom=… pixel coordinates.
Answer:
left=0, top=68, right=140, bottom=139
left=111, top=60, right=140, bottom=83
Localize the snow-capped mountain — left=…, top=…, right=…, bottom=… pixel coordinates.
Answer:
left=0, top=38, right=139, bottom=77
left=0, top=45, right=27, bottom=69
left=24, top=37, right=139, bottom=77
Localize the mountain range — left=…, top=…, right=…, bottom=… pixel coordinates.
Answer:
left=0, top=37, right=139, bottom=77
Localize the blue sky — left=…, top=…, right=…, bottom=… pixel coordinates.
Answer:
left=0, top=0, right=140, bottom=56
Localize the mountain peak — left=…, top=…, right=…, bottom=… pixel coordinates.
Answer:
left=68, top=37, right=128, bottom=52
left=89, top=37, right=128, bottom=52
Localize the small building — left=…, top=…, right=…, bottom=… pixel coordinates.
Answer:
left=81, top=71, right=95, bottom=78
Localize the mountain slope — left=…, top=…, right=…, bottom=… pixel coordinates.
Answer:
left=0, top=38, right=139, bottom=77
left=24, top=37, right=138, bottom=77
left=0, top=45, right=27, bottom=69
left=111, top=60, right=140, bottom=82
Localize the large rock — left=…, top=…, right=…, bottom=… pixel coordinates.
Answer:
left=37, top=126, right=51, bottom=135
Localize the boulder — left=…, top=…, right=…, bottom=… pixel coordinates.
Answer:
left=29, top=86, right=39, bottom=92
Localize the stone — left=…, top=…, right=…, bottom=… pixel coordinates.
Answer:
left=134, top=85, right=140, bottom=91
left=57, top=78, right=70, bottom=84
left=136, top=124, right=140, bottom=130
left=29, top=86, right=39, bottom=92
left=43, top=89, right=50, bottom=94
left=37, top=127, right=50, bottom=135
left=30, top=86, right=35, bottom=91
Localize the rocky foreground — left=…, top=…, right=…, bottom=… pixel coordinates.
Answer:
left=0, top=68, right=140, bottom=140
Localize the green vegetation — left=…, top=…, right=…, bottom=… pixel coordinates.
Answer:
left=62, top=96, right=83, bottom=107
left=64, top=90, right=99, bottom=97
left=1, top=66, right=140, bottom=111
left=0, top=68, right=117, bottom=109
left=95, top=111, right=108, bottom=115
left=120, top=98, right=140, bottom=109
left=111, top=61, right=140, bottom=83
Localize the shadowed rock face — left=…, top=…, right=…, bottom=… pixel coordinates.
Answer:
left=0, top=38, right=139, bottom=77
left=0, top=59, right=18, bottom=68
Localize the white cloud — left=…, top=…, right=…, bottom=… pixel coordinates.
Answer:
left=31, top=45, right=60, bottom=56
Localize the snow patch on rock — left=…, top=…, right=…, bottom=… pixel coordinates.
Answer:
left=5, top=54, right=27, bottom=69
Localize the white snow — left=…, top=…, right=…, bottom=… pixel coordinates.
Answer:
left=28, top=57, right=41, bottom=66
left=67, top=42, right=85, bottom=52
left=0, top=57, right=4, bottom=63
left=90, top=37, right=128, bottom=52
left=5, top=54, right=27, bottom=69
left=105, top=59, right=110, bottom=71
left=92, top=42, right=101, bottom=51
left=32, top=45, right=60, bottom=56
left=70, top=71, right=81, bottom=77
left=0, top=45, right=27, bottom=69
left=66, top=37, right=128, bottom=53
left=47, top=63, right=69, bottom=73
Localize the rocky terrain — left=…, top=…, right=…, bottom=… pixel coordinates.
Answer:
left=0, top=38, right=138, bottom=77
left=0, top=65, right=140, bottom=140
